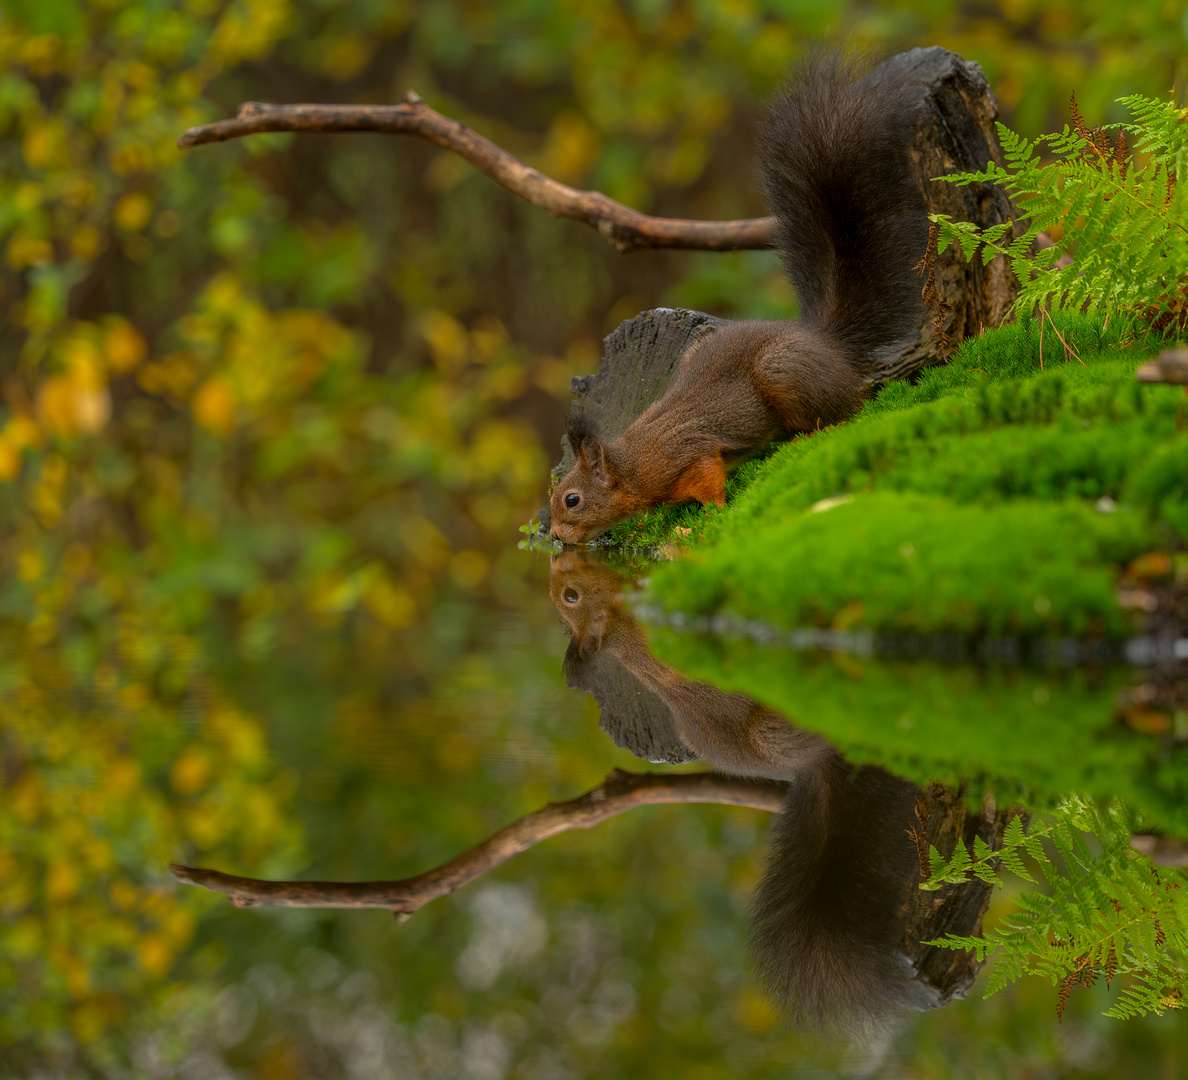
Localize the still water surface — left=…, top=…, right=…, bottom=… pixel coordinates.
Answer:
left=6, top=548, right=1187, bottom=1078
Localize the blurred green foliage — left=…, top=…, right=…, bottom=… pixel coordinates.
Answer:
left=2, top=0, right=1187, bottom=1074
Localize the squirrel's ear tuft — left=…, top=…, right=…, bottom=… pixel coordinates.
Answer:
left=566, top=409, right=600, bottom=453
left=568, top=409, right=613, bottom=486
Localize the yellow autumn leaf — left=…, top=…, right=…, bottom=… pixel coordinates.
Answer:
left=8, top=916, right=42, bottom=957
left=192, top=376, right=236, bottom=434
left=46, top=859, right=81, bottom=902
left=108, top=878, right=139, bottom=912
left=209, top=0, right=291, bottom=65
left=312, top=34, right=374, bottom=80
left=103, top=318, right=147, bottom=372
left=113, top=191, right=152, bottom=232
left=209, top=703, right=266, bottom=767
left=37, top=364, right=111, bottom=436
left=731, top=986, right=778, bottom=1034
left=161, top=904, right=196, bottom=948
left=21, top=119, right=64, bottom=168
left=448, top=549, right=489, bottom=589
left=6, top=230, right=53, bottom=269
left=541, top=110, right=600, bottom=184
left=419, top=309, right=470, bottom=374
left=59, top=952, right=91, bottom=998
left=17, top=549, right=44, bottom=581
left=71, top=996, right=117, bottom=1044
left=363, top=572, right=416, bottom=628
left=69, top=223, right=102, bottom=260
left=170, top=746, right=211, bottom=795
left=470, top=315, right=510, bottom=364
left=106, top=757, right=141, bottom=796
left=136, top=932, right=174, bottom=978
left=0, top=434, right=20, bottom=480
left=11, top=776, right=41, bottom=822
left=18, top=33, right=61, bottom=76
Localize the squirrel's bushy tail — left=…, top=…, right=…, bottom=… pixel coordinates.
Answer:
left=750, top=755, right=938, bottom=1040
left=759, top=50, right=929, bottom=367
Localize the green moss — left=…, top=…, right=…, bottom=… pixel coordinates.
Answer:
left=621, top=316, right=1188, bottom=835
left=646, top=628, right=1188, bottom=837
left=639, top=314, right=1185, bottom=634
left=656, top=492, right=1152, bottom=636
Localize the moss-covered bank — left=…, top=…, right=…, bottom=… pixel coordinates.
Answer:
left=628, top=314, right=1186, bottom=637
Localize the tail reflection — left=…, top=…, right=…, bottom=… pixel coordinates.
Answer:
left=551, top=550, right=943, bottom=1037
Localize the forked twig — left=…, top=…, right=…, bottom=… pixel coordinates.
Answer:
left=1039, top=307, right=1084, bottom=365
left=171, top=769, right=786, bottom=920
left=177, top=95, right=777, bottom=254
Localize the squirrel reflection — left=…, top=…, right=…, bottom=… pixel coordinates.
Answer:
left=550, top=550, right=940, bottom=1037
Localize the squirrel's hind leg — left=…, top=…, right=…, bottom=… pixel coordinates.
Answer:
left=751, top=334, right=868, bottom=434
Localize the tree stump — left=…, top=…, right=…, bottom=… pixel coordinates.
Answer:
left=563, top=637, right=699, bottom=765
left=903, top=783, right=1019, bottom=1005
left=890, top=45, right=1025, bottom=379
left=539, top=308, right=726, bottom=529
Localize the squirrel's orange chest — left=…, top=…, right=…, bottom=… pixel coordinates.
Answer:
left=663, top=452, right=728, bottom=506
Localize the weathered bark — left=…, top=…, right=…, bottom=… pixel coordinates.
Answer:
left=885, top=46, right=1025, bottom=379
left=902, top=783, right=1020, bottom=1005
left=563, top=635, right=699, bottom=764
left=538, top=308, right=727, bottom=526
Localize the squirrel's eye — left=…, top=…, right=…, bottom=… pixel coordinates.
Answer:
left=563, top=587, right=580, bottom=604
left=565, top=492, right=581, bottom=509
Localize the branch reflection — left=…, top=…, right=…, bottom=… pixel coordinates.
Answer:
left=551, top=549, right=1013, bottom=1038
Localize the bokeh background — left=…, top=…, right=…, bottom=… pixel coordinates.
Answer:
left=1, top=1, right=1186, bottom=1076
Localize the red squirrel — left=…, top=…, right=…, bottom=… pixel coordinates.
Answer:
left=551, top=551, right=941, bottom=1036
left=549, top=52, right=929, bottom=543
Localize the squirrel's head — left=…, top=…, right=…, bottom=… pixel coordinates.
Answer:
left=549, top=549, right=629, bottom=659
left=549, top=414, right=624, bottom=544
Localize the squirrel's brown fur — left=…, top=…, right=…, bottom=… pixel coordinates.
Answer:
left=550, top=52, right=928, bottom=543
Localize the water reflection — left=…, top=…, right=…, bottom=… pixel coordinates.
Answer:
left=8, top=544, right=1187, bottom=1076
left=551, top=550, right=1004, bottom=1037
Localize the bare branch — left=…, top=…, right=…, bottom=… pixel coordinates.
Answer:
left=176, top=95, right=777, bottom=254
left=171, top=769, right=786, bottom=919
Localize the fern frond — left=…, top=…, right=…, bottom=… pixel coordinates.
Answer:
left=932, top=87, right=1188, bottom=338
left=918, top=794, right=1188, bottom=1020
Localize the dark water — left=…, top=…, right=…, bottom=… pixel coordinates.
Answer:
left=5, top=548, right=1187, bottom=1079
